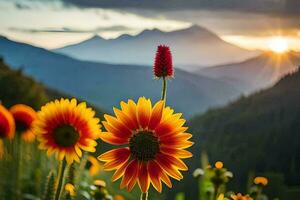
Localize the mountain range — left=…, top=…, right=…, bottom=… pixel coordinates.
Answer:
left=54, top=25, right=258, bottom=71
left=198, top=52, right=300, bottom=93
left=0, top=35, right=240, bottom=117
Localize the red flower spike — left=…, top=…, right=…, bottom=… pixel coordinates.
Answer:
left=153, top=45, right=173, bottom=78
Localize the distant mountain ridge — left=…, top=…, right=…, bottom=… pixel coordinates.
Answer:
left=0, top=36, right=241, bottom=117
left=197, top=51, right=300, bottom=93
left=54, top=25, right=258, bottom=71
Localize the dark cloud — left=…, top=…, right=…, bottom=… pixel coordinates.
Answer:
left=9, top=25, right=133, bottom=33
left=60, top=0, right=300, bottom=15
left=14, top=2, right=32, bottom=10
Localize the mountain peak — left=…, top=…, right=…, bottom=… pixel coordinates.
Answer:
left=138, top=28, right=164, bottom=36
left=188, top=24, right=207, bottom=31
left=89, top=34, right=105, bottom=41
left=174, top=24, right=218, bottom=37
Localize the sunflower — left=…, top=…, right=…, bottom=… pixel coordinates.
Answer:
left=230, top=193, right=252, bottom=200
left=215, top=161, right=224, bottom=169
left=0, top=104, right=15, bottom=158
left=87, top=156, right=102, bottom=176
left=0, top=104, right=15, bottom=139
left=98, top=97, right=193, bottom=193
left=254, top=176, right=268, bottom=186
left=217, top=194, right=229, bottom=200
left=10, top=104, right=37, bottom=142
left=64, top=183, right=76, bottom=197
left=33, top=99, right=101, bottom=164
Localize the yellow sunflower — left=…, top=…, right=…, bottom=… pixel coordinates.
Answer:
left=33, top=98, right=101, bottom=164
left=10, top=104, right=37, bottom=142
left=87, top=156, right=102, bottom=176
left=98, top=97, right=193, bottom=193
left=218, top=194, right=229, bottom=200
left=230, top=193, right=252, bottom=200
left=64, top=183, right=76, bottom=197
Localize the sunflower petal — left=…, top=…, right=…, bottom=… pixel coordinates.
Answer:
left=156, top=154, right=183, bottom=180
left=99, top=132, right=129, bottom=145
left=148, top=161, right=163, bottom=193
left=137, top=97, right=151, bottom=128
left=98, top=148, right=130, bottom=161
left=138, top=162, right=150, bottom=193
left=148, top=100, right=164, bottom=130
left=160, top=146, right=193, bottom=158
left=120, top=159, right=139, bottom=189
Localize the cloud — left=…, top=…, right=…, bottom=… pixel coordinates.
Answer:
left=59, top=0, right=300, bottom=16
left=9, top=25, right=133, bottom=33
left=14, top=2, right=32, bottom=10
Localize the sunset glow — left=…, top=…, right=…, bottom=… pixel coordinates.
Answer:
left=268, top=37, right=289, bottom=53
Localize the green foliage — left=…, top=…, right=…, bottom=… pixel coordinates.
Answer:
left=0, top=59, right=48, bottom=109
left=175, top=192, right=185, bottom=200
left=189, top=68, right=300, bottom=199
left=42, top=171, right=55, bottom=200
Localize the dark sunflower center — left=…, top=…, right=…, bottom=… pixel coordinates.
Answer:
left=129, top=131, right=159, bottom=161
left=15, top=120, right=30, bottom=134
left=53, top=125, right=80, bottom=147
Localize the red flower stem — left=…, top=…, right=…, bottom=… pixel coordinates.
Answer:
left=161, top=76, right=167, bottom=102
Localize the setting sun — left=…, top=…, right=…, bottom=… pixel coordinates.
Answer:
left=268, top=37, right=289, bottom=53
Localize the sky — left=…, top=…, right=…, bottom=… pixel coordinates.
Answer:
left=0, top=0, right=300, bottom=51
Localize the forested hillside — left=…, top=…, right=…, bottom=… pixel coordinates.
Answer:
left=189, top=67, right=300, bottom=199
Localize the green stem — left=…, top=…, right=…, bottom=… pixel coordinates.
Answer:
left=161, top=76, right=167, bottom=102
left=54, top=160, right=67, bottom=200
left=214, top=185, right=220, bottom=200
left=140, top=192, right=149, bottom=200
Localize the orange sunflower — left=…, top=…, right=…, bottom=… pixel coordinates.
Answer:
left=230, top=193, right=252, bottom=200
left=254, top=176, right=268, bottom=186
left=0, top=104, right=15, bottom=158
left=0, top=104, right=15, bottom=139
left=33, top=98, right=101, bottom=164
left=98, top=97, right=193, bottom=193
left=10, top=104, right=37, bottom=142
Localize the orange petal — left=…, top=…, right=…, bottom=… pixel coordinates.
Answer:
left=161, top=140, right=194, bottom=149
left=161, top=107, right=174, bottom=122
left=160, top=146, right=193, bottom=158
left=99, top=132, right=129, bottom=145
left=112, top=160, right=130, bottom=182
left=159, top=153, right=188, bottom=171
left=157, top=126, right=188, bottom=138
left=155, top=123, right=174, bottom=137
left=160, top=169, right=172, bottom=188
left=148, top=161, right=163, bottom=193
left=160, top=133, right=193, bottom=144
left=138, top=162, right=150, bottom=193
left=104, top=115, right=132, bottom=138
left=113, top=107, right=137, bottom=131
left=120, top=159, right=139, bottom=189
left=120, top=100, right=139, bottom=128
left=156, top=154, right=183, bottom=180
left=148, top=101, right=164, bottom=130
left=127, top=163, right=139, bottom=192
left=102, top=150, right=130, bottom=171
left=137, top=97, right=151, bottom=128
left=98, top=147, right=130, bottom=161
